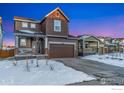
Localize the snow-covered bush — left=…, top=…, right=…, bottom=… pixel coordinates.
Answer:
left=49, top=65, right=54, bottom=71
left=13, top=61, right=17, bottom=66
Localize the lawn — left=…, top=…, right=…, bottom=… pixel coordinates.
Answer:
left=0, top=59, right=95, bottom=85
left=82, top=53, right=124, bottom=68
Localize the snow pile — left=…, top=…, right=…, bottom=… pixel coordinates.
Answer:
left=82, top=53, right=124, bottom=68
left=0, top=59, right=95, bottom=85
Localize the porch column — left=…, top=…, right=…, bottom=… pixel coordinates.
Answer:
left=45, top=37, right=48, bottom=55
left=15, top=35, right=19, bottom=55
left=82, top=40, right=85, bottom=56
left=35, top=37, right=39, bottom=54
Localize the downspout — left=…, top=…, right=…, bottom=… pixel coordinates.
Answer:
left=97, top=41, right=99, bottom=55
left=0, top=19, right=3, bottom=49
left=82, top=39, right=85, bottom=56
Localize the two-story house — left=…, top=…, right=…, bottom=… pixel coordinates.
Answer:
left=100, top=36, right=124, bottom=53
left=14, top=7, right=78, bottom=58
left=112, top=38, right=124, bottom=52
left=0, top=17, right=3, bottom=49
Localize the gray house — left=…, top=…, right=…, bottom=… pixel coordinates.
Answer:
left=0, top=17, right=3, bottom=49
left=78, top=35, right=104, bottom=56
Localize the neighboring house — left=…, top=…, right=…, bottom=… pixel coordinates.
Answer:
left=0, top=17, right=3, bottom=49
left=78, top=35, right=104, bottom=56
left=97, top=36, right=112, bottom=44
left=14, top=7, right=77, bottom=58
left=114, top=38, right=124, bottom=52
left=98, top=36, right=118, bottom=53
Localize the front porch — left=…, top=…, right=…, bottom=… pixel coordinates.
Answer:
left=78, top=40, right=99, bottom=56
left=15, top=32, right=48, bottom=56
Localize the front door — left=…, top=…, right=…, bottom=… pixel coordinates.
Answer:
left=37, top=38, right=44, bottom=54
left=32, top=41, right=36, bottom=54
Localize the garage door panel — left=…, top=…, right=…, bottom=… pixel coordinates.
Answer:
left=49, top=44, right=74, bottom=58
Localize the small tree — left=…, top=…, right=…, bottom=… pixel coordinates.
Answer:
left=26, top=56, right=30, bottom=72
left=36, top=56, right=39, bottom=67
left=13, top=57, right=17, bottom=66
left=13, top=60, right=17, bottom=66
left=45, top=55, right=48, bottom=65
left=49, top=65, right=54, bottom=71
left=31, top=59, right=34, bottom=64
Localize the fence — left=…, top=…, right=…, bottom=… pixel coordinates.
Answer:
left=0, top=49, right=14, bottom=58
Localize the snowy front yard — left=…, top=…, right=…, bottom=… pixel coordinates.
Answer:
left=0, top=59, right=95, bottom=85
left=82, top=53, right=124, bottom=68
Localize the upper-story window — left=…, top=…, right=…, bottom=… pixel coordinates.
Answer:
left=22, top=22, right=28, bottom=28
left=54, top=20, right=61, bottom=32
left=30, top=23, right=36, bottom=28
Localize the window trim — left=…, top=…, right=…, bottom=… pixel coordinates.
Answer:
left=22, top=22, right=28, bottom=28
left=20, top=38, right=26, bottom=47
left=30, top=23, right=36, bottom=28
left=54, top=20, right=61, bottom=32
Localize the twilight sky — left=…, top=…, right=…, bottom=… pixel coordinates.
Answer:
left=0, top=3, right=124, bottom=46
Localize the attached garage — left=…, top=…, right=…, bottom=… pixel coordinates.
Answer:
left=49, top=44, right=75, bottom=58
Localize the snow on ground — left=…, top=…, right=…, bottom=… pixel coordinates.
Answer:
left=0, top=59, right=95, bottom=85
left=82, top=53, right=124, bottom=68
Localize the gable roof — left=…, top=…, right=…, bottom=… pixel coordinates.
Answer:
left=41, top=7, right=69, bottom=23
left=14, top=16, right=40, bottom=23
left=78, top=35, right=104, bottom=43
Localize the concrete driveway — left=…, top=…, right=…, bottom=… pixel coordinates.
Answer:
left=54, top=58, right=124, bottom=85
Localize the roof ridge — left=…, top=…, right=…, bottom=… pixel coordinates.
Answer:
left=14, top=16, right=40, bottom=21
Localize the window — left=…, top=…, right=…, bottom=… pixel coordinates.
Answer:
left=20, top=38, right=26, bottom=46
left=54, top=20, right=61, bottom=32
left=31, top=23, right=36, bottom=28
left=22, top=22, right=28, bottom=28
left=85, top=44, right=88, bottom=48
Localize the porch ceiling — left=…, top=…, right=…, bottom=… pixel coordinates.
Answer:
left=15, top=31, right=46, bottom=37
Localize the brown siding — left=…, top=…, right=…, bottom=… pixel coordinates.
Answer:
left=15, top=21, right=41, bottom=32
left=0, top=19, right=1, bottom=24
left=45, top=10, right=68, bottom=36
left=26, top=38, right=32, bottom=48
left=40, top=20, right=46, bottom=33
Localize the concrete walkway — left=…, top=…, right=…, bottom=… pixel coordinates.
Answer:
left=54, top=58, right=124, bottom=85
